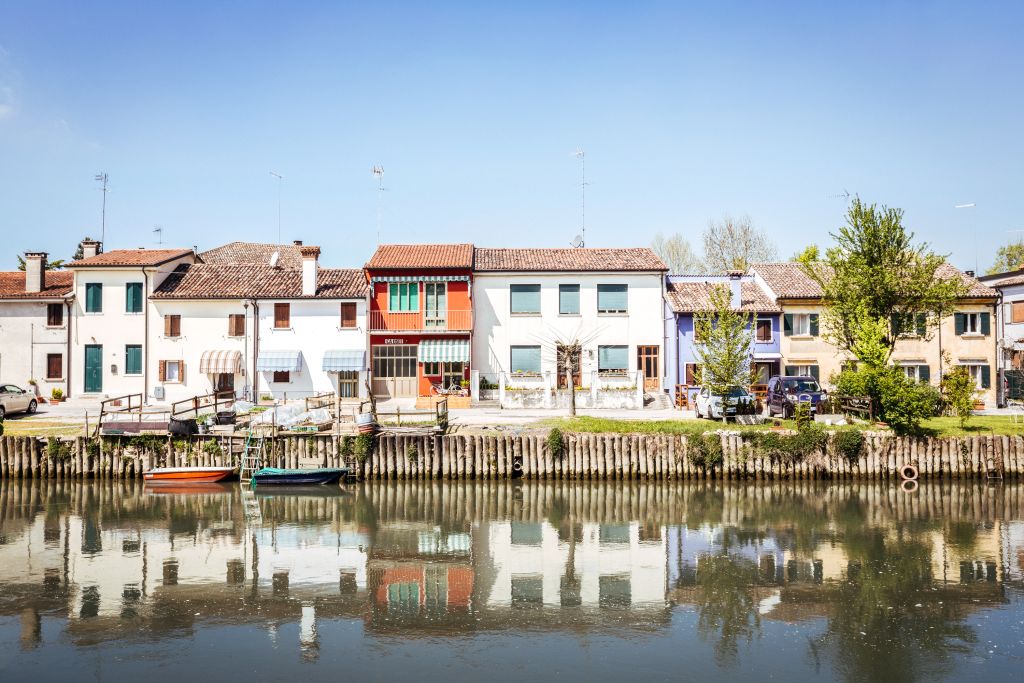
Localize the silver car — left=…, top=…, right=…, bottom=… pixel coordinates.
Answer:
left=0, top=384, right=38, bottom=419
left=694, top=385, right=755, bottom=419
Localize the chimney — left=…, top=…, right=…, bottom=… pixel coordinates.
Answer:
left=727, top=270, right=743, bottom=309
left=965, top=270, right=975, bottom=278
left=24, top=252, right=47, bottom=293
left=293, top=240, right=303, bottom=246
left=300, top=246, right=320, bottom=296
left=81, top=240, right=100, bottom=259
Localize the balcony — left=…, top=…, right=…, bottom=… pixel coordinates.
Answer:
left=370, top=309, right=473, bottom=332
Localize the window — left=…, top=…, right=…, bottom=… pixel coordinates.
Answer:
left=784, top=364, right=820, bottom=380
left=274, top=303, right=290, bottom=328
left=46, top=354, right=62, bottom=380
left=597, top=284, right=628, bottom=314
left=159, top=360, right=183, bottom=383
left=755, top=318, right=772, bottom=342
left=510, top=345, right=541, bottom=374
left=340, top=302, right=357, bottom=328
left=164, top=315, right=181, bottom=338
left=125, top=282, right=143, bottom=313
left=47, top=303, right=63, bottom=327
left=424, top=283, right=446, bottom=327
left=228, top=314, right=245, bottom=337
left=784, top=313, right=818, bottom=337
left=85, top=283, right=102, bottom=313
left=125, top=345, right=142, bottom=375
left=1012, top=302, right=1024, bottom=324
left=510, top=284, right=541, bottom=315
left=955, top=312, right=990, bottom=336
left=598, top=345, right=629, bottom=374
left=388, top=282, right=419, bottom=312
left=684, top=363, right=701, bottom=386
left=372, top=345, right=418, bottom=378
left=559, top=284, right=580, bottom=315
left=337, top=370, right=358, bottom=398
left=961, top=363, right=991, bottom=390
left=272, top=370, right=290, bottom=383
left=898, top=364, right=930, bottom=383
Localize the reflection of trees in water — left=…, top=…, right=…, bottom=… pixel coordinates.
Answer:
left=811, top=527, right=977, bottom=683
left=695, top=553, right=761, bottom=667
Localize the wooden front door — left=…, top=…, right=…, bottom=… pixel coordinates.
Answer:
left=84, top=345, right=103, bottom=393
left=637, top=345, right=660, bottom=392
left=371, top=344, right=418, bottom=397
left=215, top=373, right=235, bottom=397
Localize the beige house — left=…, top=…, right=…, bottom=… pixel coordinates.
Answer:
left=752, top=262, right=999, bottom=407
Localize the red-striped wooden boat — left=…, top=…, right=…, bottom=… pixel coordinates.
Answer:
left=143, top=466, right=237, bottom=483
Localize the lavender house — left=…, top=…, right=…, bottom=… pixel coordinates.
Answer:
left=663, top=272, right=782, bottom=405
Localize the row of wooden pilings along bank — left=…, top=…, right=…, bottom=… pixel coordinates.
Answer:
left=0, top=432, right=1022, bottom=480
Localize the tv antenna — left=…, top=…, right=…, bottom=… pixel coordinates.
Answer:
left=570, top=234, right=584, bottom=248
left=269, top=171, right=284, bottom=243
left=153, top=225, right=163, bottom=245
left=372, top=166, right=385, bottom=244
left=572, top=149, right=588, bottom=247
left=94, top=172, right=109, bottom=246
left=827, top=189, right=851, bottom=202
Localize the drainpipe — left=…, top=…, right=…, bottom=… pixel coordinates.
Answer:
left=65, top=299, right=73, bottom=399
left=251, top=299, right=260, bottom=400
left=142, top=267, right=150, bottom=405
left=995, top=295, right=1003, bottom=406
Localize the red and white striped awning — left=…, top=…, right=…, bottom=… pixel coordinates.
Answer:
left=200, top=350, right=242, bottom=374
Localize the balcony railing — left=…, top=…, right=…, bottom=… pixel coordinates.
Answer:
left=370, top=309, right=473, bottom=332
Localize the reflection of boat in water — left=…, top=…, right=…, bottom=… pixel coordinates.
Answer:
left=144, top=482, right=236, bottom=496
left=251, top=467, right=348, bottom=486
left=143, top=467, right=237, bottom=483
left=253, top=485, right=350, bottom=498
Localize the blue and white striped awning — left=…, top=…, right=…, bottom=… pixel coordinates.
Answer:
left=370, top=275, right=470, bottom=283
left=256, top=350, right=302, bottom=372
left=418, top=339, right=470, bottom=363
left=322, top=350, right=365, bottom=372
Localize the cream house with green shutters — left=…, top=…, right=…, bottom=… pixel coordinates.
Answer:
left=752, top=262, right=999, bottom=407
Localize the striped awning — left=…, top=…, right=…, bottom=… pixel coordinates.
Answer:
left=322, top=350, right=365, bottom=372
left=418, top=339, right=470, bottom=363
left=200, top=350, right=242, bottom=374
left=256, top=350, right=302, bottom=372
left=370, top=275, right=469, bottom=283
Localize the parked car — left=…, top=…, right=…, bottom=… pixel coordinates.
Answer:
left=0, top=384, right=38, bottom=419
left=694, top=385, right=755, bottom=419
left=766, top=376, right=827, bottom=418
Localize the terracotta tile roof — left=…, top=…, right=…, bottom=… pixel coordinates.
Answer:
left=151, top=264, right=367, bottom=299
left=68, top=248, right=193, bottom=268
left=365, top=244, right=474, bottom=270
left=0, top=271, right=73, bottom=299
left=199, top=242, right=306, bottom=269
left=474, top=247, right=667, bottom=272
left=665, top=279, right=780, bottom=313
left=983, top=273, right=1024, bottom=287
left=753, top=261, right=998, bottom=300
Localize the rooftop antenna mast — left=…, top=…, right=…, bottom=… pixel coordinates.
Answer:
left=269, top=171, right=284, bottom=244
left=372, top=166, right=385, bottom=244
left=572, top=150, right=587, bottom=247
left=94, top=172, right=109, bottom=246
left=153, top=224, right=163, bottom=245
left=954, top=202, right=976, bottom=273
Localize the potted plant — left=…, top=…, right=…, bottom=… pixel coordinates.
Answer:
left=50, top=388, right=64, bottom=404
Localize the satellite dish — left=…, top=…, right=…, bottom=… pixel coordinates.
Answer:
left=570, top=234, right=584, bottom=248
left=269, top=251, right=280, bottom=268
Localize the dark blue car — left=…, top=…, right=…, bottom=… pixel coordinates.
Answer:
left=766, top=376, right=827, bottom=418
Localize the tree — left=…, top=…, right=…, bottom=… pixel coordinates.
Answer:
left=988, top=240, right=1024, bottom=274
left=693, top=285, right=754, bottom=420
left=801, top=198, right=968, bottom=366
left=16, top=255, right=65, bottom=271
left=702, top=215, right=777, bottom=272
left=941, top=366, right=977, bottom=429
left=791, top=244, right=819, bottom=263
left=72, top=236, right=98, bottom=261
left=650, top=232, right=704, bottom=273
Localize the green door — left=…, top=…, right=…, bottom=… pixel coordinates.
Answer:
left=84, top=345, right=103, bottom=393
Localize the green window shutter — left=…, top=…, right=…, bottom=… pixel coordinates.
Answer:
left=510, top=346, right=541, bottom=373
left=510, top=284, right=541, bottom=314
left=126, top=283, right=142, bottom=313
left=85, top=283, right=102, bottom=313
left=918, top=365, right=930, bottom=384
left=784, top=365, right=796, bottom=375
left=389, top=284, right=399, bottom=311
left=409, top=283, right=419, bottom=311
left=809, top=365, right=820, bottom=381
left=559, top=285, right=580, bottom=315
left=980, top=365, right=991, bottom=389
left=783, top=314, right=793, bottom=336
left=980, top=312, right=991, bottom=335
left=597, top=284, right=628, bottom=313
left=125, top=345, right=142, bottom=375
left=954, top=313, right=965, bottom=335
left=809, top=314, right=819, bottom=337
left=598, top=345, right=629, bottom=371
left=915, top=313, right=927, bottom=337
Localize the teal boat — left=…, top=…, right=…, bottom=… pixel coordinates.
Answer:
left=250, top=467, right=348, bottom=486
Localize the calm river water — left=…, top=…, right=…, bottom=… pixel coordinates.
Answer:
left=1, top=480, right=1023, bottom=682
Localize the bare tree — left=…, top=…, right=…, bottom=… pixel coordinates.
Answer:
left=650, top=232, right=704, bottom=274
left=702, top=215, right=777, bottom=272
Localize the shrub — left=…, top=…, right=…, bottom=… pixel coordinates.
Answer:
left=792, top=402, right=812, bottom=430
left=547, top=428, right=564, bottom=461
left=941, top=366, right=977, bottom=429
left=202, top=438, right=222, bottom=458
left=354, top=433, right=375, bottom=463
left=834, top=366, right=940, bottom=435
left=47, top=438, right=72, bottom=461
left=833, top=429, right=865, bottom=463
left=687, top=433, right=723, bottom=468
left=406, top=442, right=419, bottom=463
left=51, top=388, right=64, bottom=400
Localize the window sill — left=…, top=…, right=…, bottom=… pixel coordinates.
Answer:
left=272, top=327, right=293, bottom=332
left=46, top=378, right=65, bottom=383
left=125, top=311, right=143, bottom=316
left=45, top=325, right=67, bottom=330
left=597, top=311, right=628, bottom=316
left=337, top=326, right=359, bottom=331
left=226, top=335, right=245, bottom=339
left=165, top=336, right=182, bottom=340
left=959, top=333, right=985, bottom=338
left=788, top=334, right=816, bottom=340
left=558, top=313, right=582, bottom=317
left=124, top=373, right=142, bottom=377
left=510, top=313, right=541, bottom=317
left=84, top=311, right=103, bottom=315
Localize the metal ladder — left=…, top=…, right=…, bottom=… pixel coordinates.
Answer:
left=239, top=430, right=266, bottom=481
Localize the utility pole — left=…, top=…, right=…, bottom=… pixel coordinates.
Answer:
left=94, top=172, right=109, bottom=247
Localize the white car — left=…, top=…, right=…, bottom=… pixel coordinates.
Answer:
left=694, top=385, right=755, bottom=420
left=0, top=384, right=38, bottom=420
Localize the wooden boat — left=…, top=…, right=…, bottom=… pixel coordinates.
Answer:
left=250, top=467, right=348, bottom=486
left=143, top=466, right=237, bottom=483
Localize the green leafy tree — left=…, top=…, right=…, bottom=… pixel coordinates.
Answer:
left=941, top=366, right=976, bottom=428
left=651, top=232, right=704, bottom=274
left=791, top=244, right=819, bottom=263
left=694, top=284, right=754, bottom=420
left=801, top=198, right=968, bottom=365
left=987, top=240, right=1024, bottom=274
left=16, top=255, right=65, bottom=270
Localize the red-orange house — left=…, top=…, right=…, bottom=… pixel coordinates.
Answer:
left=364, top=244, right=474, bottom=398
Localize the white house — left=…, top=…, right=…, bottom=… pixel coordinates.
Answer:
left=0, top=253, right=74, bottom=400
left=980, top=267, right=1023, bottom=405
left=471, top=247, right=667, bottom=406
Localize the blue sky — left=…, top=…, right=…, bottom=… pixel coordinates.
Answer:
left=0, top=1, right=1020, bottom=271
